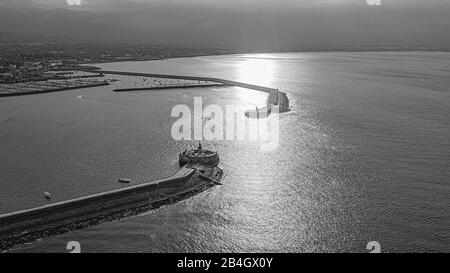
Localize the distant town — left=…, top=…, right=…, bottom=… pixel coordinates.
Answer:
left=0, top=42, right=246, bottom=96
left=0, top=42, right=243, bottom=85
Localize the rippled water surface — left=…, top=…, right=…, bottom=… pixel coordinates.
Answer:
left=1, top=52, right=449, bottom=252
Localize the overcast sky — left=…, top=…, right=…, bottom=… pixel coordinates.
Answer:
left=0, top=0, right=449, bottom=48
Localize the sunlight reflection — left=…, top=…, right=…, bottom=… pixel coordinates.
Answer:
left=237, top=57, right=275, bottom=86
left=235, top=57, right=276, bottom=106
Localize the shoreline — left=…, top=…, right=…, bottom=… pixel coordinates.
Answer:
left=88, top=49, right=450, bottom=67
left=82, top=68, right=290, bottom=115
left=2, top=51, right=448, bottom=99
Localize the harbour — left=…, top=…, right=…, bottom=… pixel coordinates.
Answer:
left=1, top=52, right=449, bottom=252
left=1, top=0, right=450, bottom=255
left=83, top=68, right=290, bottom=117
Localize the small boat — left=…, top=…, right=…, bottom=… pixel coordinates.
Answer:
left=44, top=192, right=51, bottom=199
left=118, top=178, right=131, bottom=184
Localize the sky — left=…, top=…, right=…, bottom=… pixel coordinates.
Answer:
left=0, top=0, right=449, bottom=48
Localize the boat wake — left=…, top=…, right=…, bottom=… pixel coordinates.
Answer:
left=76, top=95, right=141, bottom=112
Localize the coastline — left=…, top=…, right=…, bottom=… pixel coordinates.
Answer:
left=2, top=50, right=449, bottom=99
left=81, top=68, right=291, bottom=115
left=87, top=49, right=450, bottom=67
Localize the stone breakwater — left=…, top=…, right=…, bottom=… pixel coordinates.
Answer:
left=79, top=69, right=277, bottom=93
left=113, top=83, right=226, bottom=92
left=79, top=68, right=290, bottom=118
left=0, top=165, right=221, bottom=251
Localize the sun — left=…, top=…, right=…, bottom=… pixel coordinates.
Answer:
left=66, top=0, right=82, bottom=6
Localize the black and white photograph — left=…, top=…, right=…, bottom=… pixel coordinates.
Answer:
left=0, top=0, right=449, bottom=257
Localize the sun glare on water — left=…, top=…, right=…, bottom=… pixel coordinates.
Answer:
left=237, top=57, right=275, bottom=86
left=235, top=56, right=276, bottom=105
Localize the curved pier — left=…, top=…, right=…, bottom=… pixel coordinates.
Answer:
left=80, top=69, right=276, bottom=93
left=114, top=83, right=227, bottom=92
left=80, top=69, right=290, bottom=116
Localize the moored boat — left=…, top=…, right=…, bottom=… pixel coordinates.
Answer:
left=118, top=178, right=131, bottom=184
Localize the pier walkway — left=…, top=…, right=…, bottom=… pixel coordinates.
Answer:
left=79, top=68, right=290, bottom=116
left=79, top=69, right=277, bottom=93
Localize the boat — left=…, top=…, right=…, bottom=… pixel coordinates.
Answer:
left=118, top=178, right=131, bottom=184
left=44, top=192, right=51, bottom=199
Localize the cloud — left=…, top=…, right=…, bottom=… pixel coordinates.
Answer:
left=0, top=0, right=449, bottom=47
